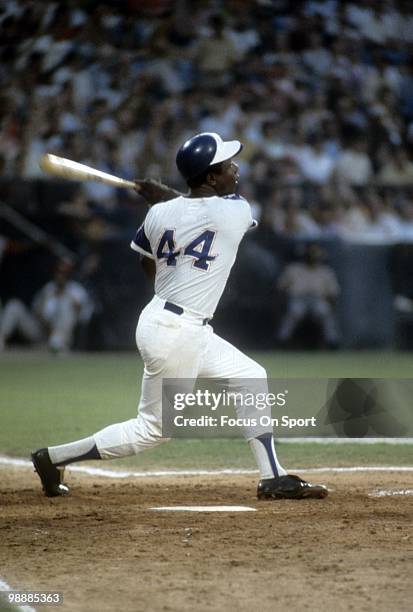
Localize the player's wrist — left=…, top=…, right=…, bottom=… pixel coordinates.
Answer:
left=133, top=179, right=183, bottom=205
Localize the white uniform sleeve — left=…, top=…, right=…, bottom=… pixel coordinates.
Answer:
left=220, top=194, right=256, bottom=233
left=130, top=212, right=154, bottom=260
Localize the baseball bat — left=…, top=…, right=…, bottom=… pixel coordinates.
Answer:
left=39, top=154, right=136, bottom=190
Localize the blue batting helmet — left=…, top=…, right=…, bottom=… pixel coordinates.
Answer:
left=176, top=132, right=242, bottom=181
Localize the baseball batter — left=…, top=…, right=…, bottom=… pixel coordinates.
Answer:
left=32, top=132, right=328, bottom=501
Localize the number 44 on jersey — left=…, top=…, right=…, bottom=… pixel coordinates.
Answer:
left=157, top=229, right=216, bottom=271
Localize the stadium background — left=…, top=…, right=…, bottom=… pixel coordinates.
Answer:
left=1, top=0, right=413, bottom=351
left=1, top=3, right=413, bottom=611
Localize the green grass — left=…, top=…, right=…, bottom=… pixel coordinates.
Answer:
left=0, top=351, right=412, bottom=469
left=250, top=350, right=413, bottom=378
left=0, top=594, right=20, bottom=612
left=0, top=592, right=36, bottom=612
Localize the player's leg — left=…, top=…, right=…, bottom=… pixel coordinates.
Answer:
left=199, top=329, right=328, bottom=500
left=90, top=309, right=205, bottom=460
left=33, top=303, right=205, bottom=495
left=198, top=329, right=287, bottom=479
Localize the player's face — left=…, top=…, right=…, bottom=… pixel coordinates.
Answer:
left=211, top=159, right=239, bottom=195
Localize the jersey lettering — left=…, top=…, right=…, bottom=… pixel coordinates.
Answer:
left=184, top=230, right=216, bottom=270
left=157, top=229, right=216, bottom=271
left=156, top=230, right=180, bottom=266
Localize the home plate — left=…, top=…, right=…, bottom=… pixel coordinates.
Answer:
left=150, top=505, right=257, bottom=512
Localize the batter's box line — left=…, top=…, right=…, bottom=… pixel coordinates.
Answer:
left=0, top=455, right=412, bottom=478
left=369, top=489, right=413, bottom=497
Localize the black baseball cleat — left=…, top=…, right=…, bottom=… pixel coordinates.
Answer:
left=31, top=448, right=70, bottom=497
left=257, top=474, right=328, bottom=500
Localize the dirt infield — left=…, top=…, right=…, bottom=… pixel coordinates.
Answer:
left=1, top=466, right=412, bottom=612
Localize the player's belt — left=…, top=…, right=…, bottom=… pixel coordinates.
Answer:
left=164, top=301, right=210, bottom=326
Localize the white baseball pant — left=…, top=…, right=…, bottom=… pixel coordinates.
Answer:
left=94, top=295, right=275, bottom=458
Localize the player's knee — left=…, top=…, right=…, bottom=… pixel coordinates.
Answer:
left=136, top=415, right=164, bottom=442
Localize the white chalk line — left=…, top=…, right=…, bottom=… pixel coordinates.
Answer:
left=150, top=506, right=256, bottom=512
left=281, top=438, right=413, bottom=444
left=0, top=455, right=412, bottom=478
left=369, top=489, right=413, bottom=497
left=0, top=577, right=36, bottom=612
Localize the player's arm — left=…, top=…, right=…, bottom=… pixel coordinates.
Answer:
left=140, top=255, right=156, bottom=280
left=134, top=179, right=185, bottom=206
left=131, top=214, right=157, bottom=281
left=131, top=222, right=154, bottom=259
left=131, top=225, right=156, bottom=281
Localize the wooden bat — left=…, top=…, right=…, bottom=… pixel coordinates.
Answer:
left=39, top=154, right=136, bottom=190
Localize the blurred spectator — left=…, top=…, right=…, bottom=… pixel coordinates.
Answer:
left=334, top=184, right=365, bottom=233
left=259, top=121, right=290, bottom=160
left=302, top=32, right=332, bottom=76
left=1, top=0, right=412, bottom=216
left=277, top=243, right=340, bottom=347
left=346, top=2, right=398, bottom=45
left=269, top=188, right=320, bottom=239
left=349, top=188, right=401, bottom=243
left=291, top=135, right=335, bottom=185
left=0, top=260, right=92, bottom=353
left=334, top=140, right=373, bottom=187
left=397, top=202, right=413, bottom=241
left=311, top=201, right=341, bottom=238
left=2, top=0, right=413, bottom=350
left=194, top=14, right=240, bottom=87
left=377, top=147, right=413, bottom=186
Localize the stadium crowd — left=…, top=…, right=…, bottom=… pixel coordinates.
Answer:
left=1, top=0, right=413, bottom=353
left=1, top=0, right=413, bottom=245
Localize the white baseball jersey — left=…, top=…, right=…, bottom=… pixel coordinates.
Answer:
left=131, top=194, right=256, bottom=318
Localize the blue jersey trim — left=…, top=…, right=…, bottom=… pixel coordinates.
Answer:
left=130, top=241, right=154, bottom=259
left=133, top=224, right=152, bottom=252
left=131, top=223, right=154, bottom=259
left=223, top=194, right=246, bottom=201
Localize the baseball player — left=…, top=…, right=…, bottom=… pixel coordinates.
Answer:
left=32, top=132, right=328, bottom=501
